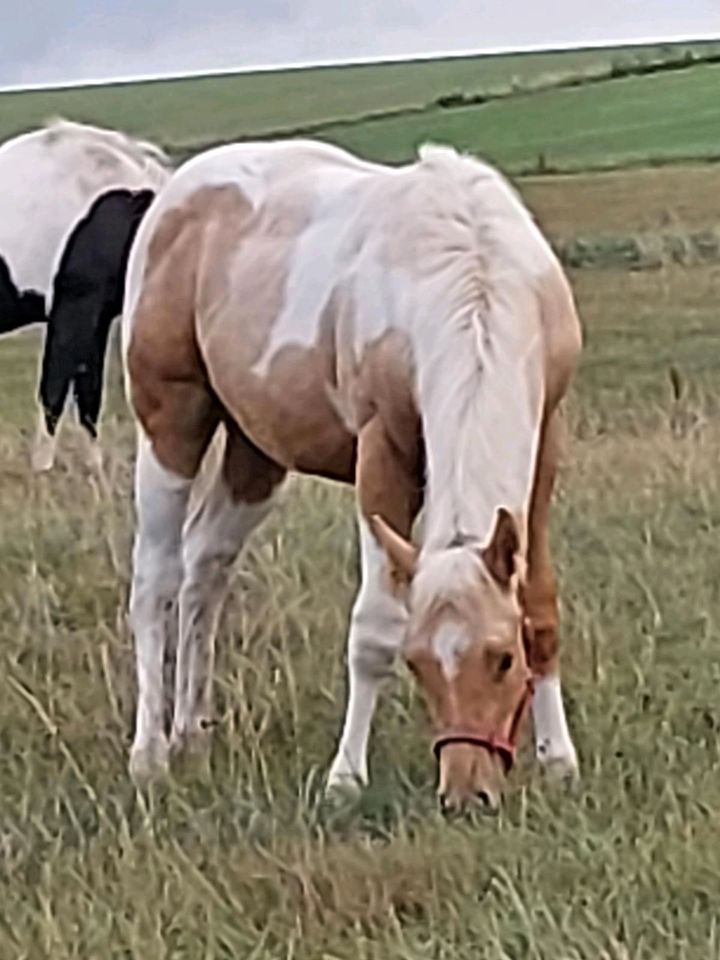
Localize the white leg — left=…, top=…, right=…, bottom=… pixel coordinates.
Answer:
left=128, top=434, right=191, bottom=784
left=31, top=409, right=57, bottom=473
left=170, top=465, right=277, bottom=766
left=532, top=674, right=579, bottom=779
left=327, top=517, right=408, bottom=792
left=78, top=428, right=104, bottom=476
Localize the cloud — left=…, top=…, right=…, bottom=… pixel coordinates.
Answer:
left=3, top=0, right=719, bottom=87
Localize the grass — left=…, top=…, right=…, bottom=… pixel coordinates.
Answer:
left=0, top=42, right=700, bottom=143
left=0, top=44, right=720, bottom=180
left=522, top=165, right=720, bottom=239
left=0, top=171, right=720, bottom=956
left=311, top=61, right=720, bottom=172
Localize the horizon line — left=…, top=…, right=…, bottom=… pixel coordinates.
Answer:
left=1, top=30, right=719, bottom=95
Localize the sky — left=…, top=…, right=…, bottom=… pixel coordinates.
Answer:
left=1, top=0, right=718, bottom=89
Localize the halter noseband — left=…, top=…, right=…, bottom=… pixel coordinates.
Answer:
left=431, top=675, right=534, bottom=773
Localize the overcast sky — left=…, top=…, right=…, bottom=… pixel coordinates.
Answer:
left=2, top=0, right=718, bottom=88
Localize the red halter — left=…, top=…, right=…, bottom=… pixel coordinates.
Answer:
left=431, top=675, right=535, bottom=773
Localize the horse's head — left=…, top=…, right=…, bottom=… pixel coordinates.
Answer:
left=372, top=508, right=532, bottom=814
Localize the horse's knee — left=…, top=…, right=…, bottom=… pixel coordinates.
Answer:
left=181, top=552, right=235, bottom=609
left=524, top=620, right=560, bottom=674
left=129, top=561, right=182, bottom=632
left=522, top=577, right=561, bottom=674
left=347, top=605, right=403, bottom=679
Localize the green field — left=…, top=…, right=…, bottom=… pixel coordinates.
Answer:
left=316, top=61, right=720, bottom=171
left=0, top=43, right=698, bottom=143
left=2, top=43, right=720, bottom=959
left=2, top=40, right=720, bottom=177
left=1, top=250, right=719, bottom=958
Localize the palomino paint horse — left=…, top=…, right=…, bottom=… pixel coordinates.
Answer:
left=123, top=139, right=582, bottom=811
left=0, top=119, right=168, bottom=471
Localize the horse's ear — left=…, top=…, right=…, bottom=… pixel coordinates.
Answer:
left=482, top=508, right=521, bottom=588
left=369, top=514, right=418, bottom=582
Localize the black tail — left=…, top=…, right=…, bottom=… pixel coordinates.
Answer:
left=38, top=188, right=155, bottom=440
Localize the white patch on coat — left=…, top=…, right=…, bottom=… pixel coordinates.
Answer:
left=327, top=515, right=408, bottom=790
left=431, top=620, right=470, bottom=680
left=0, top=119, right=168, bottom=305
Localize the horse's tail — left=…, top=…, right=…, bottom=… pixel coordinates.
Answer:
left=39, top=188, right=157, bottom=442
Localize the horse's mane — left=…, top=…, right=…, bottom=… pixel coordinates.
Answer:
left=406, top=144, right=549, bottom=555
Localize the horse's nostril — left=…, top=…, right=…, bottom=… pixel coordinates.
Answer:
left=475, top=790, right=493, bottom=809
left=438, top=793, right=449, bottom=815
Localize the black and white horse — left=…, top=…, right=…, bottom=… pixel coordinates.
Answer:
left=0, top=119, right=169, bottom=470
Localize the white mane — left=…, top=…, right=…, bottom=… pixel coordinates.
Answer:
left=408, top=145, right=551, bottom=557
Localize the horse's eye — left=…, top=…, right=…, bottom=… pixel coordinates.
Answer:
left=498, top=653, right=514, bottom=674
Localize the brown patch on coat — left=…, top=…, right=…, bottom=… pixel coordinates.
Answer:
left=521, top=264, right=582, bottom=676
left=128, top=177, right=428, bottom=497
left=357, top=413, right=423, bottom=595
left=521, top=407, right=564, bottom=675
left=127, top=185, right=255, bottom=477
left=538, top=259, right=583, bottom=410
left=221, top=420, right=286, bottom=504
left=190, top=185, right=357, bottom=481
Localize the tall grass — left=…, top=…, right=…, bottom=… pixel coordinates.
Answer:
left=0, top=242, right=719, bottom=953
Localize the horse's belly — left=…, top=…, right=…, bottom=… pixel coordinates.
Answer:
left=209, top=342, right=357, bottom=483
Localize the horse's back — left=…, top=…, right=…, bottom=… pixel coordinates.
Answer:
left=0, top=121, right=168, bottom=297
left=123, top=139, right=577, bottom=475
left=0, top=130, right=87, bottom=294
left=121, top=139, right=381, bottom=373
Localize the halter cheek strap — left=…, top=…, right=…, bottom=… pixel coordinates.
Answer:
left=431, top=676, right=534, bottom=773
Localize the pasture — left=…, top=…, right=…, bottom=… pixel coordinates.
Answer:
left=2, top=41, right=720, bottom=176
left=0, top=156, right=719, bottom=957
left=318, top=60, right=720, bottom=171
left=3, top=37, right=720, bottom=957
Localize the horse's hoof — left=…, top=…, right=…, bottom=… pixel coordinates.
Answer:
left=129, top=738, right=170, bottom=787
left=325, top=767, right=366, bottom=799
left=83, top=441, right=104, bottom=475
left=169, top=728, right=212, bottom=779
left=31, top=438, right=55, bottom=473
left=538, top=749, right=579, bottom=785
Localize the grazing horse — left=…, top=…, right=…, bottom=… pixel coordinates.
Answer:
left=123, top=140, right=582, bottom=812
left=0, top=119, right=168, bottom=470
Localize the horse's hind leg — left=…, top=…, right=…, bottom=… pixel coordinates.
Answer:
left=524, top=407, right=579, bottom=780
left=170, top=422, right=285, bottom=772
left=128, top=380, right=220, bottom=785
left=129, top=432, right=192, bottom=783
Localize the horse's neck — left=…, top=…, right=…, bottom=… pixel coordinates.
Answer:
left=416, top=299, right=545, bottom=553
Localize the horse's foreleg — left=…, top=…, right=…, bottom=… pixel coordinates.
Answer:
left=524, top=407, right=579, bottom=780
left=327, top=416, right=421, bottom=793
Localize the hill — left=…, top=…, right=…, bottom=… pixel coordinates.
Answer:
left=1, top=41, right=718, bottom=177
